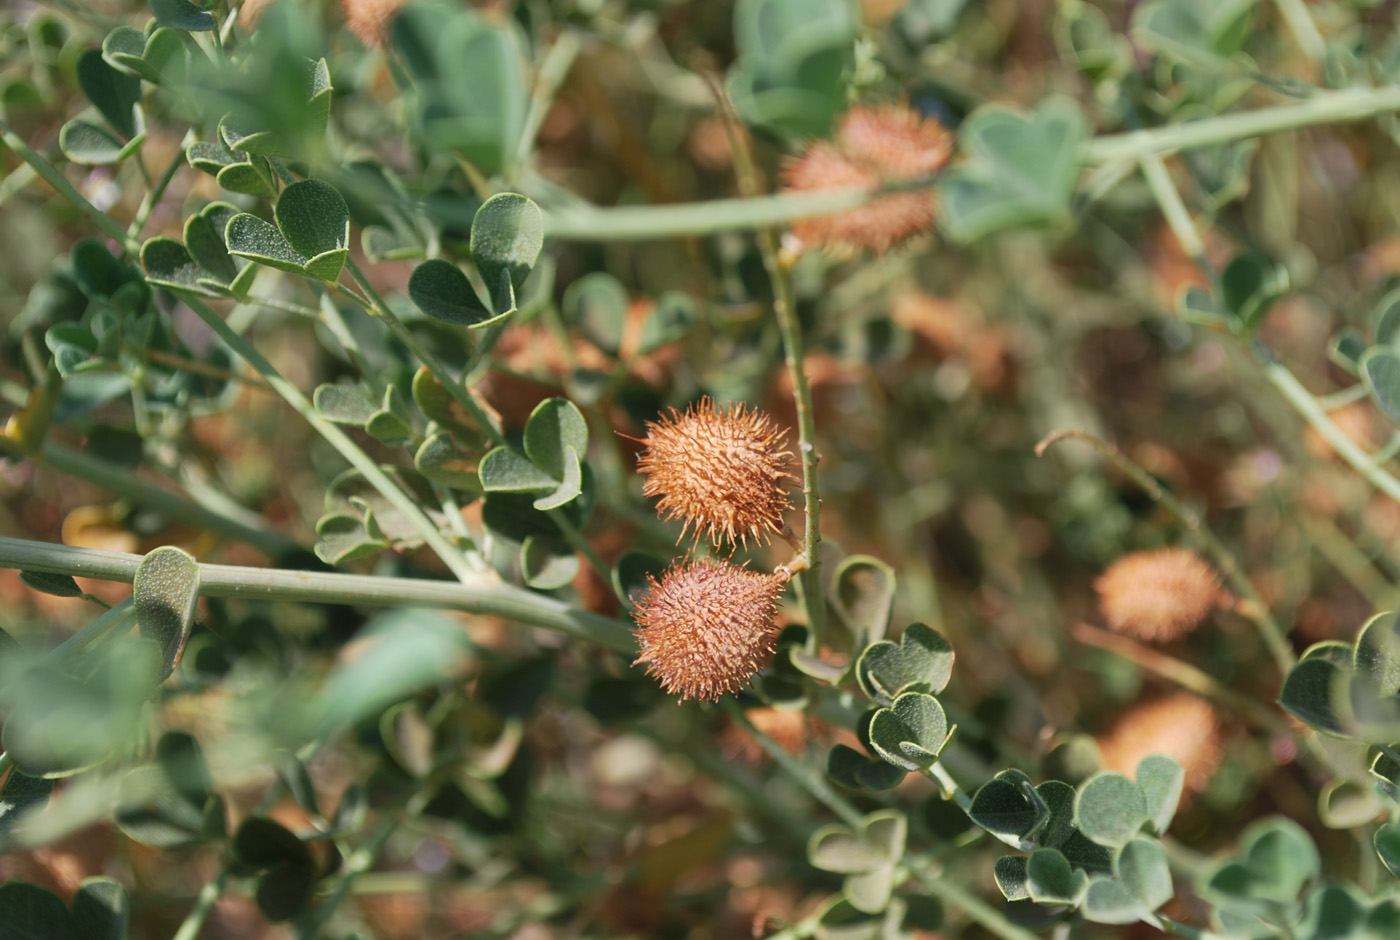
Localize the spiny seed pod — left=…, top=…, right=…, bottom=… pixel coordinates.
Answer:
left=632, top=558, right=789, bottom=703
left=1096, top=693, right=1223, bottom=795
left=781, top=103, right=954, bottom=255
left=1095, top=548, right=1223, bottom=643
left=635, top=397, right=798, bottom=549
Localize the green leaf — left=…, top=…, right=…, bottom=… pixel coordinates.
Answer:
left=215, top=161, right=275, bottom=198
left=71, top=878, right=129, bottom=940
left=993, top=856, right=1030, bottom=902
left=1220, top=251, right=1287, bottom=330
left=843, top=865, right=895, bottom=916
left=232, top=816, right=310, bottom=871
left=826, top=744, right=907, bottom=791
left=471, top=193, right=545, bottom=298
left=1131, top=0, right=1257, bottom=63
left=563, top=272, right=628, bottom=356
left=1136, top=755, right=1184, bottom=836
left=1279, top=656, right=1348, bottom=735
left=415, top=432, right=480, bottom=490
left=867, top=692, right=951, bottom=772
left=639, top=291, right=698, bottom=354
left=1058, top=829, right=1114, bottom=875
left=1363, top=349, right=1400, bottom=426
left=1082, top=876, right=1149, bottom=925
left=274, top=179, right=350, bottom=281
left=115, top=764, right=209, bottom=847
left=807, top=810, right=905, bottom=874
left=1376, top=821, right=1400, bottom=879
left=102, top=26, right=150, bottom=77
left=1318, top=777, right=1382, bottom=829
left=1373, top=288, right=1400, bottom=348
left=610, top=552, right=667, bottom=608
left=1033, top=780, right=1077, bottom=849
left=183, top=203, right=240, bottom=286
left=1027, top=847, right=1089, bottom=906
left=0, top=771, right=53, bottom=843
left=314, top=512, right=387, bottom=565
left=939, top=97, right=1087, bottom=242
left=969, top=769, right=1044, bottom=839
left=407, top=259, right=488, bottom=326
left=225, top=214, right=311, bottom=275
left=313, top=383, right=377, bottom=426
left=134, top=545, right=201, bottom=680
left=478, top=447, right=559, bottom=493
left=520, top=534, right=578, bottom=590
left=1116, top=838, right=1173, bottom=913
left=1297, top=883, right=1365, bottom=940
left=830, top=555, right=896, bottom=650
left=77, top=49, right=141, bottom=140
left=1201, top=817, right=1318, bottom=911
left=256, top=861, right=317, bottom=922
left=524, top=398, right=588, bottom=481
left=1354, top=610, right=1400, bottom=697
left=150, top=0, right=217, bottom=31
left=141, top=238, right=225, bottom=298
left=1328, top=327, right=1366, bottom=376
left=1075, top=772, right=1148, bottom=849
left=855, top=622, right=954, bottom=704
left=312, top=610, right=470, bottom=733
left=59, top=119, right=131, bottom=166
left=19, top=571, right=84, bottom=598
left=0, top=882, right=75, bottom=940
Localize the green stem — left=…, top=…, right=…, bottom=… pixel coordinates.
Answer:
left=512, top=30, right=582, bottom=173
left=0, top=536, right=635, bottom=652
left=341, top=259, right=506, bottom=447
left=724, top=701, right=865, bottom=830
left=1258, top=348, right=1400, bottom=505
left=181, top=294, right=478, bottom=582
left=1037, top=429, right=1296, bottom=674
left=1140, top=154, right=1209, bottom=276
left=1273, top=0, right=1326, bottom=63
left=0, top=436, right=298, bottom=560
left=718, top=82, right=826, bottom=645
left=171, top=870, right=229, bottom=940
left=1316, top=383, right=1370, bottom=410
left=1082, top=84, right=1400, bottom=164
left=539, top=85, right=1400, bottom=241
left=0, top=120, right=136, bottom=253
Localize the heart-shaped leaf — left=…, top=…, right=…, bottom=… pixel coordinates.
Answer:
left=1136, top=754, right=1184, bottom=836
left=274, top=178, right=350, bottom=281
left=479, top=398, right=589, bottom=510
left=183, top=203, right=240, bottom=285
left=1026, top=848, right=1089, bottom=906
left=470, top=193, right=544, bottom=300
left=826, top=743, right=907, bottom=791
left=315, top=512, right=389, bottom=565
left=867, top=691, right=951, bottom=772
left=225, top=213, right=311, bottom=275
left=1131, top=0, right=1256, bottom=64
left=414, top=433, right=480, bottom=490
left=134, top=546, right=201, bottom=680
left=314, top=384, right=377, bottom=426
left=807, top=810, right=906, bottom=873
left=0, top=882, right=75, bottom=940
left=969, top=768, right=1045, bottom=838
left=1201, top=817, right=1318, bottom=911
left=1116, top=838, right=1173, bottom=913
left=77, top=49, right=141, bottom=139
left=408, top=258, right=489, bottom=325
left=1364, top=349, right=1400, bottom=427
left=1075, top=772, right=1148, bottom=849
left=1083, top=875, right=1149, bottom=924
left=151, top=0, right=217, bottom=30
left=1279, top=654, right=1348, bottom=735
left=59, top=119, right=132, bottom=165
left=939, top=97, right=1087, bottom=242
left=855, top=622, right=954, bottom=704
left=993, top=856, right=1030, bottom=901
left=831, top=555, right=896, bottom=650
left=521, top=534, right=579, bottom=590
left=563, top=272, right=628, bottom=356
left=71, top=878, right=129, bottom=940
left=141, top=238, right=225, bottom=298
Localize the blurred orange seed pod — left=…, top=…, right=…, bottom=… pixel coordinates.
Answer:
left=1095, top=548, right=1224, bottom=643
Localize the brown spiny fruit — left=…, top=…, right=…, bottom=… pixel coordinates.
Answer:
left=636, top=397, right=798, bottom=549
left=781, top=103, right=954, bottom=255
left=1095, top=548, right=1223, bottom=643
left=632, top=559, right=789, bottom=702
left=1097, top=693, right=1224, bottom=796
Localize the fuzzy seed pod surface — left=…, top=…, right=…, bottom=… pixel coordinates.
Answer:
left=781, top=103, right=953, bottom=255
left=632, top=558, right=788, bottom=702
left=1095, top=548, right=1222, bottom=642
left=636, top=397, right=798, bottom=549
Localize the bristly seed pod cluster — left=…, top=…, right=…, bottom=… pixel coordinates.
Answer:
left=632, top=559, right=790, bottom=703
left=635, top=396, right=798, bottom=550
left=629, top=397, right=803, bottom=702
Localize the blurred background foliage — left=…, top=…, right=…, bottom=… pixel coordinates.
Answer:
left=2, top=0, right=1400, bottom=937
